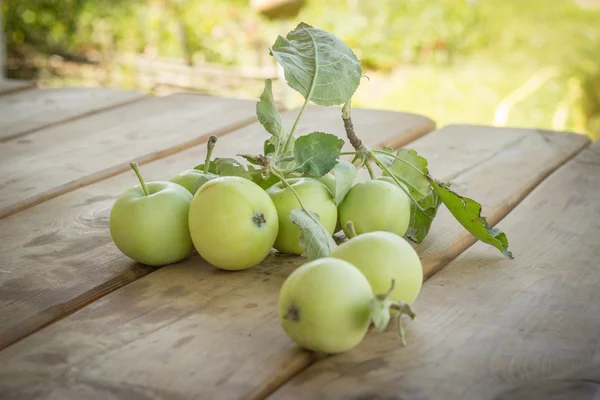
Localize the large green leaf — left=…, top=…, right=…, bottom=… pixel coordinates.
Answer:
left=270, top=22, right=362, bottom=106
left=293, top=132, right=344, bottom=178
left=430, top=179, right=513, bottom=258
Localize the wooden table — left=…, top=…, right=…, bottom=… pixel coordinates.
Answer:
left=0, top=80, right=597, bottom=400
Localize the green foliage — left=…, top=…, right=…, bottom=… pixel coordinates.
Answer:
left=270, top=22, right=362, bottom=106
left=3, top=0, right=599, bottom=138
left=289, top=209, right=337, bottom=260
left=293, top=132, right=344, bottom=178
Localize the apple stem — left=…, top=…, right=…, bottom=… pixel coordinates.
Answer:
left=204, top=136, right=218, bottom=174
left=345, top=221, right=358, bottom=239
left=130, top=162, right=150, bottom=196
left=271, top=169, right=321, bottom=227
left=364, top=159, right=376, bottom=179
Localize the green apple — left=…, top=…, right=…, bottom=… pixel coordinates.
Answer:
left=338, top=179, right=410, bottom=237
left=278, top=257, right=373, bottom=353
left=267, top=177, right=337, bottom=255
left=170, top=136, right=218, bottom=194
left=170, top=169, right=218, bottom=194
left=188, top=176, right=278, bottom=270
left=316, top=173, right=336, bottom=195
left=316, top=173, right=343, bottom=233
left=330, top=231, right=423, bottom=304
left=109, top=163, right=193, bottom=267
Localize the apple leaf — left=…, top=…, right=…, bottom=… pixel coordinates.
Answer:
left=193, top=162, right=217, bottom=174
left=237, top=154, right=262, bottom=165
left=257, top=79, right=286, bottom=153
left=193, top=174, right=218, bottom=192
left=294, top=132, right=344, bottom=178
left=382, top=148, right=430, bottom=201
left=264, top=139, right=276, bottom=156
left=331, top=160, right=357, bottom=205
left=290, top=209, right=337, bottom=260
left=429, top=179, right=513, bottom=258
left=215, top=158, right=252, bottom=179
left=270, top=22, right=362, bottom=106
left=248, top=166, right=280, bottom=189
left=375, top=146, right=396, bottom=166
left=405, top=188, right=442, bottom=243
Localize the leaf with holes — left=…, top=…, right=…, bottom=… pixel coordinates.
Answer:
left=430, top=179, right=513, bottom=258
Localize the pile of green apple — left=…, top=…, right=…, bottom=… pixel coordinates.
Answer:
left=109, top=22, right=512, bottom=354
left=109, top=154, right=422, bottom=353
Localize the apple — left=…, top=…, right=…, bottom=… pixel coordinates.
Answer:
left=188, top=176, right=279, bottom=270
left=170, top=136, right=218, bottom=194
left=170, top=169, right=218, bottom=194
left=330, top=231, right=423, bottom=304
left=267, top=177, right=337, bottom=254
left=278, top=257, right=373, bottom=353
left=110, top=162, right=193, bottom=267
left=316, top=173, right=343, bottom=233
left=316, top=173, right=335, bottom=196
left=338, top=179, right=410, bottom=237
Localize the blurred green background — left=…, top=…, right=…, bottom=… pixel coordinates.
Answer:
left=3, top=0, right=599, bottom=139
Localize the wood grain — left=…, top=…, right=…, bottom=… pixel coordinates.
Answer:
left=0, top=98, right=432, bottom=220
left=271, top=140, right=600, bottom=400
left=0, top=105, right=433, bottom=353
left=0, top=126, right=587, bottom=400
left=0, top=87, right=147, bottom=142
left=0, top=93, right=258, bottom=220
left=0, top=79, right=35, bottom=95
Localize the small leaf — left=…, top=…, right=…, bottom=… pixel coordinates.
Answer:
left=294, top=132, right=343, bottom=178
left=430, top=179, right=513, bottom=258
left=370, top=297, right=392, bottom=333
left=383, top=149, right=430, bottom=201
left=215, top=158, right=252, bottom=179
left=331, top=160, right=357, bottom=205
left=257, top=79, right=286, bottom=152
left=251, top=171, right=280, bottom=190
left=193, top=162, right=218, bottom=174
left=290, top=209, right=337, bottom=260
left=405, top=188, right=442, bottom=243
left=237, top=154, right=262, bottom=165
left=194, top=174, right=218, bottom=192
left=264, top=139, right=276, bottom=156
left=270, top=22, right=362, bottom=106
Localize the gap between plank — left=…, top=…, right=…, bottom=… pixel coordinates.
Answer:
left=0, top=114, right=260, bottom=221
left=245, top=135, right=593, bottom=400
left=0, top=264, right=159, bottom=351
left=0, top=81, right=37, bottom=97
left=0, top=93, right=150, bottom=143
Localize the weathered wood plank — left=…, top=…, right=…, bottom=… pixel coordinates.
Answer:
left=0, top=100, right=431, bottom=220
left=271, top=139, right=600, bottom=400
left=0, top=79, right=35, bottom=95
left=0, top=126, right=588, bottom=400
left=0, top=106, right=433, bottom=353
left=0, top=93, right=258, bottom=220
left=0, top=87, right=147, bottom=142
